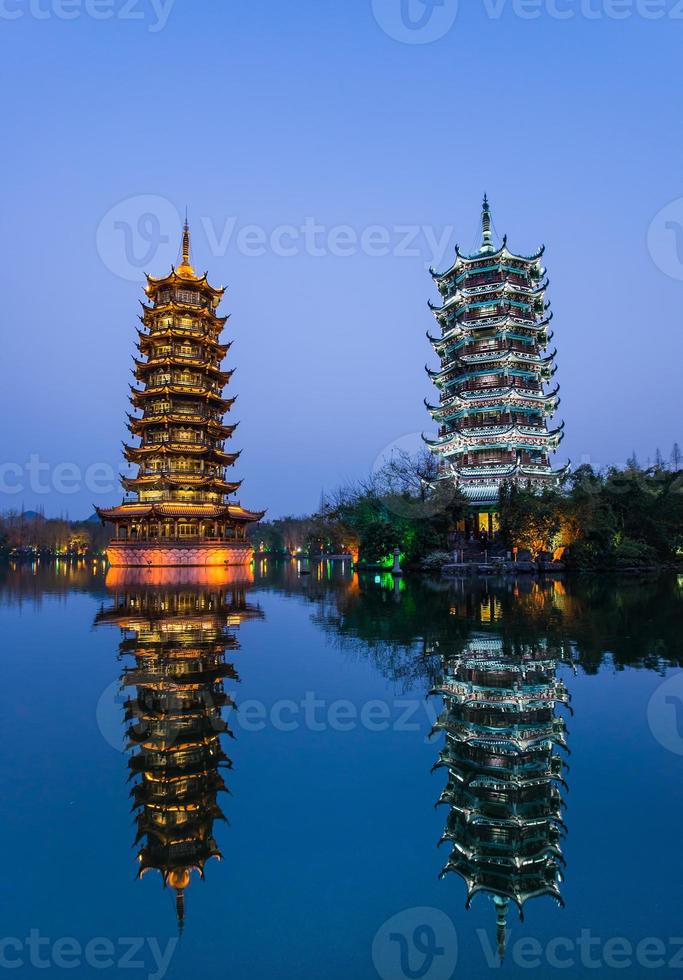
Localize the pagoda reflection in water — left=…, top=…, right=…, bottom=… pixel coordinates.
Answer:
left=432, top=630, right=572, bottom=962
left=97, top=567, right=262, bottom=927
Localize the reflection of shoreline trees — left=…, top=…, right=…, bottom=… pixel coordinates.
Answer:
left=96, top=584, right=263, bottom=927
left=253, top=564, right=683, bottom=677
left=0, top=559, right=108, bottom=606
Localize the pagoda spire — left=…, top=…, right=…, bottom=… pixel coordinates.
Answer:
left=494, top=895, right=509, bottom=964
left=480, top=193, right=494, bottom=254
left=177, top=211, right=195, bottom=277
left=175, top=888, right=186, bottom=934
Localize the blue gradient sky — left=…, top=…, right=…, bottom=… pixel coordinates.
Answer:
left=2, top=0, right=682, bottom=518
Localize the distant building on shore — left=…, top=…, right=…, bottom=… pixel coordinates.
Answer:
left=424, top=197, right=567, bottom=538
left=98, top=221, right=263, bottom=566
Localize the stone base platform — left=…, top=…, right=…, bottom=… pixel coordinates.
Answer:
left=106, top=540, right=253, bottom=568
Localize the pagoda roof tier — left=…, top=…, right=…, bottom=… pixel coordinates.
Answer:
left=137, top=329, right=231, bottom=356
left=441, top=866, right=564, bottom=916
left=428, top=325, right=553, bottom=356
left=426, top=364, right=544, bottom=387
left=128, top=414, right=238, bottom=438
left=457, top=348, right=557, bottom=369
left=429, top=297, right=538, bottom=324
left=432, top=279, right=549, bottom=314
left=137, top=851, right=218, bottom=883
left=144, top=254, right=225, bottom=300
left=425, top=384, right=561, bottom=418
left=437, top=460, right=569, bottom=486
left=133, top=357, right=234, bottom=384
left=427, top=352, right=556, bottom=386
left=130, top=385, right=234, bottom=412
left=427, top=397, right=560, bottom=426
left=123, top=444, right=241, bottom=466
left=424, top=421, right=565, bottom=451
left=97, top=502, right=265, bottom=523
left=430, top=241, right=546, bottom=284
left=121, top=474, right=241, bottom=493
left=430, top=313, right=553, bottom=350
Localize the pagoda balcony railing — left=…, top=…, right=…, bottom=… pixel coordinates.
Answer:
left=462, top=454, right=517, bottom=468
left=125, top=493, right=228, bottom=504
left=143, top=322, right=207, bottom=337
left=144, top=381, right=223, bottom=396
left=457, top=465, right=513, bottom=477
left=157, top=289, right=210, bottom=308
left=140, top=415, right=214, bottom=427
left=144, top=406, right=220, bottom=419
left=450, top=424, right=517, bottom=438
left=457, top=379, right=540, bottom=394
left=140, top=466, right=223, bottom=477
left=437, top=313, right=541, bottom=341
left=115, top=535, right=241, bottom=547
left=448, top=270, right=530, bottom=293
left=460, top=351, right=541, bottom=368
left=462, top=340, right=533, bottom=357
left=146, top=349, right=206, bottom=363
left=144, top=438, right=218, bottom=448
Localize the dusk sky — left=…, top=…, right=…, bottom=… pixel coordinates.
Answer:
left=2, top=0, right=682, bottom=518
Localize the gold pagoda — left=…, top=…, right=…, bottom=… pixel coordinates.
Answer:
left=96, top=573, right=263, bottom=927
left=98, top=221, right=264, bottom=566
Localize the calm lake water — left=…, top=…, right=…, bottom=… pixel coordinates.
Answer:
left=1, top=561, right=682, bottom=979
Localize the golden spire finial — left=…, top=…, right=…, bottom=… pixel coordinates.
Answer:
left=182, top=208, right=190, bottom=264
left=177, top=208, right=195, bottom=277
